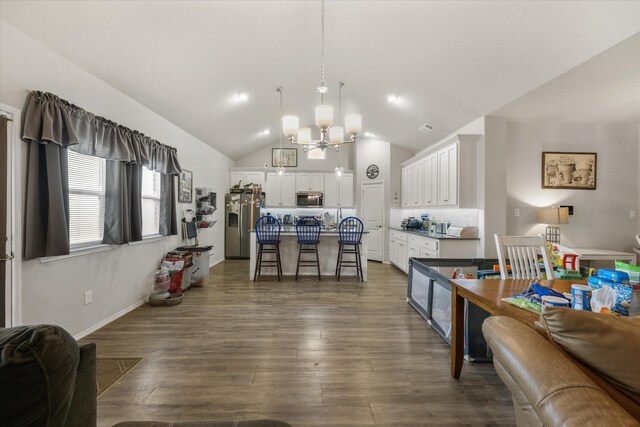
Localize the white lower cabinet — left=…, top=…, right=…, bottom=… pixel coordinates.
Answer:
left=389, top=229, right=477, bottom=274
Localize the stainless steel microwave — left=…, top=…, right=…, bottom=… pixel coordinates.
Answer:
left=296, top=192, right=324, bottom=207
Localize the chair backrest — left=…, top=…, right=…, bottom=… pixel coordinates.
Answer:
left=295, top=216, right=321, bottom=244
left=494, top=234, right=555, bottom=280
left=338, top=217, right=364, bottom=245
left=255, top=215, right=281, bottom=244
left=636, top=234, right=640, bottom=247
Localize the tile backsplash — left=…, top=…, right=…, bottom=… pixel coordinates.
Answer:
left=390, top=207, right=479, bottom=228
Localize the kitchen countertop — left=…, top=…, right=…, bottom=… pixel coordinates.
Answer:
left=389, top=226, right=479, bottom=240
left=250, top=226, right=369, bottom=235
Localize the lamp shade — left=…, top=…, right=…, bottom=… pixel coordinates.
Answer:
left=329, top=126, right=344, bottom=144
left=345, top=114, right=362, bottom=135
left=282, top=115, right=299, bottom=137
left=537, top=207, right=569, bottom=224
left=315, top=105, right=334, bottom=128
left=297, top=127, right=312, bottom=144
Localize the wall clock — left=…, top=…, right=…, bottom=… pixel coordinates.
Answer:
left=366, top=164, right=379, bottom=179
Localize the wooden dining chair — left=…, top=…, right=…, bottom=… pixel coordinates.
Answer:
left=494, top=234, right=555, bottom=280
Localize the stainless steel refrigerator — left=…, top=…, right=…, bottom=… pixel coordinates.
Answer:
left=225, top=192, right=264, bottom=259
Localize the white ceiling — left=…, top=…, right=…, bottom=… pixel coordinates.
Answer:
left=1, top=1, right=639, bottom=159
left=493, top=32, right=640, bottom=123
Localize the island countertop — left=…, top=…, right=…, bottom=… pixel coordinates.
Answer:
left=250, top=226, right=369, bottom=236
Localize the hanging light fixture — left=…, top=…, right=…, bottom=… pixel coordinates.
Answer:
left=280, top=0, right=362, bottom=153
left=276, top=87, right=286, bottom=178
left=334, top=82, right=345, bottom=179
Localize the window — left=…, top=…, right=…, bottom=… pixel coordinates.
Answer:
left=307, top=149, right=325, bottom=160
left=142, top=168, right=161, bottom=236
left=68, top=150, right=106, bottom=247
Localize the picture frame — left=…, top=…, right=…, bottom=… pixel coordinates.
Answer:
left=179, top=169, right=193, bottom=203
left=542, top=152, right=597, bottom=190
left=272, top=148, right=298, bottom=167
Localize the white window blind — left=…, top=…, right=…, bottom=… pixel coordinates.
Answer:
left=307, top=149, right=325, bottom=160
left=68, top=150, right=106, bottom=247
left=142, top=168, right=161, bottom=236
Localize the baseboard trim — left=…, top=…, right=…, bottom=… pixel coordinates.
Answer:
left=209, top=257, right=224, bottom=268
left=73, top=298, right=148, bottom=340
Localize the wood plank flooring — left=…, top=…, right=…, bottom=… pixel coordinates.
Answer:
left=84, top=260, right=515, bottom=426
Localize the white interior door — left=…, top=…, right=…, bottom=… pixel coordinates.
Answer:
left=361, top=181, right=385, bottom=262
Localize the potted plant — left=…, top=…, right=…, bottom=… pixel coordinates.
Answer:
left=545, top=159, right=559, bottom=185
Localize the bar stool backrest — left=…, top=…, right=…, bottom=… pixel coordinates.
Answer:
left=296, top=216, right=321, bottom=244
left=255, top=215, right=281, bottom=244
left=338, top=217, right=364, bottom=245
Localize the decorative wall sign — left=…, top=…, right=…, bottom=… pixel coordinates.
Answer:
left=542, top=152, right=597, bottom=190
left=366, top=164, right=380, bottom=179
left=179, top=169, right=193, bottom=203
left=272, top=148, right=298, bottom=167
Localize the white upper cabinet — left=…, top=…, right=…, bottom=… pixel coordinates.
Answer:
left=401, top=167, right=409, bottom=207
left=422, top=153, right=438, bottom=206
left=296, top=173, right=324, bottom=192
left=324, top=173, right=354, bottom=207
left=264, top=172, right=296, bottom=207
left=229, top=171, right=263, bottom=189
left=438, top=144, right=457, bottom=206
left=400, top=134, right=478, bottom=209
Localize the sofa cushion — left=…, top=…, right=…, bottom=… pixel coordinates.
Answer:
left=541, top=307, right=640, bottom=406
left=113, top=421, right=292, bottom=427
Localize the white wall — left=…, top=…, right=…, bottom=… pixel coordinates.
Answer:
left=505, top=121, right=640, bottom=252
left=234, top=141, right=354, bottom=171
left=1, top=21, right=233, bottom=336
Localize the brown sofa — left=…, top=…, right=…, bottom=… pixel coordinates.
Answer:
left=0, top=325, right=290, bottom=427
left=483, top=315, right=639, bottom=426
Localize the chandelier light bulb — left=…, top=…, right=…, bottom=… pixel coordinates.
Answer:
left=315, top=105, right=334, bottom=129
left=345, top=114, right=362, bottom=135
left=297, top=127, right=312, bottom=144
left=334, top=166, right=344, bottom=179
left=282, top=115, right=299, bottom=137
left=329, top=126, right=344, bottom=144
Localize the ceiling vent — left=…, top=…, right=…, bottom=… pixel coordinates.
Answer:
left=419, top=123, right=436, bottom=134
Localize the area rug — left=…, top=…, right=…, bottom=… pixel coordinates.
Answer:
left=96, top=357, right=143, bottom=397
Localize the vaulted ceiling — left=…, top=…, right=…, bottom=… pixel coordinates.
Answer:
left=1, top=1, right=639, bottom=159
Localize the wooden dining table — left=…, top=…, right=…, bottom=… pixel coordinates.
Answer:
left=449, top=278, right=586, bottom=379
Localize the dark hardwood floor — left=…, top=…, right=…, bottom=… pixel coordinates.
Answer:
left=85, top=260, right=515, bottom=426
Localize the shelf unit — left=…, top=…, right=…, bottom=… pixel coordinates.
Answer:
left=196, top=187, right=217, bottom=228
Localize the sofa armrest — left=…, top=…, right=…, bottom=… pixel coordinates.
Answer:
left=482, top=316, right=636, bottom=427
left=64, top=342, right=97, bottom=427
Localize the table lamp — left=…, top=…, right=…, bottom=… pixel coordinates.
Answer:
left=537, top=206, right=569, bottom=243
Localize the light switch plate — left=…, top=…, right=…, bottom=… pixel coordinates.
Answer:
left=84, top=290, right=92, bottom=305
left=514, top=208, right=520, bottom=217
left=631, top=210, right=636, bottom=219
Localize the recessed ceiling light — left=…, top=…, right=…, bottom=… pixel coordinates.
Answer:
left=387, top=95, right=400, bottom=104
left=235, top=92, right=249, bottom=102
left=364, top=132, right=375, bottom=138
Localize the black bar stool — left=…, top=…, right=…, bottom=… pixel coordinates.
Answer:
left=295, top=216, right=321, bottom=281
left=254, top=215, right=282, bottom=282
left=335, top=217, right=364, bottom=281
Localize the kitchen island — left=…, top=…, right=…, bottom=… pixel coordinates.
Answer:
left=249, top=227, right=369, bottom=280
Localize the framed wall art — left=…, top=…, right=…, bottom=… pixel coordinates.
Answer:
left=179, top=169, right=193, bottom=203
left=542, top=152, right=597, bottom=190
left=272, top=148, right=298, bottom=167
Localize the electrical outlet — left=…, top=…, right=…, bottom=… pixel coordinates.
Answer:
left=514, top=208, right=520, bottom=217
left=631, top=210, right=636, bottom=219
left=84, top=290, right=92, bottom=305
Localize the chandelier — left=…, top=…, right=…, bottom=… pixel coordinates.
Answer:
left=279, top=0, right=362, bottom=155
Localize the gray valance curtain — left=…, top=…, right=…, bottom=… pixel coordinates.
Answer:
left=22, top=91, right=182, bottom=174
left=22, top=91, right=181, bottom=259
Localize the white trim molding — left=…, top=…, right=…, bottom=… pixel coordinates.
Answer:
left=73, top=297, right=148, bottom=340
left=1, top=103, right=22, bottom=327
